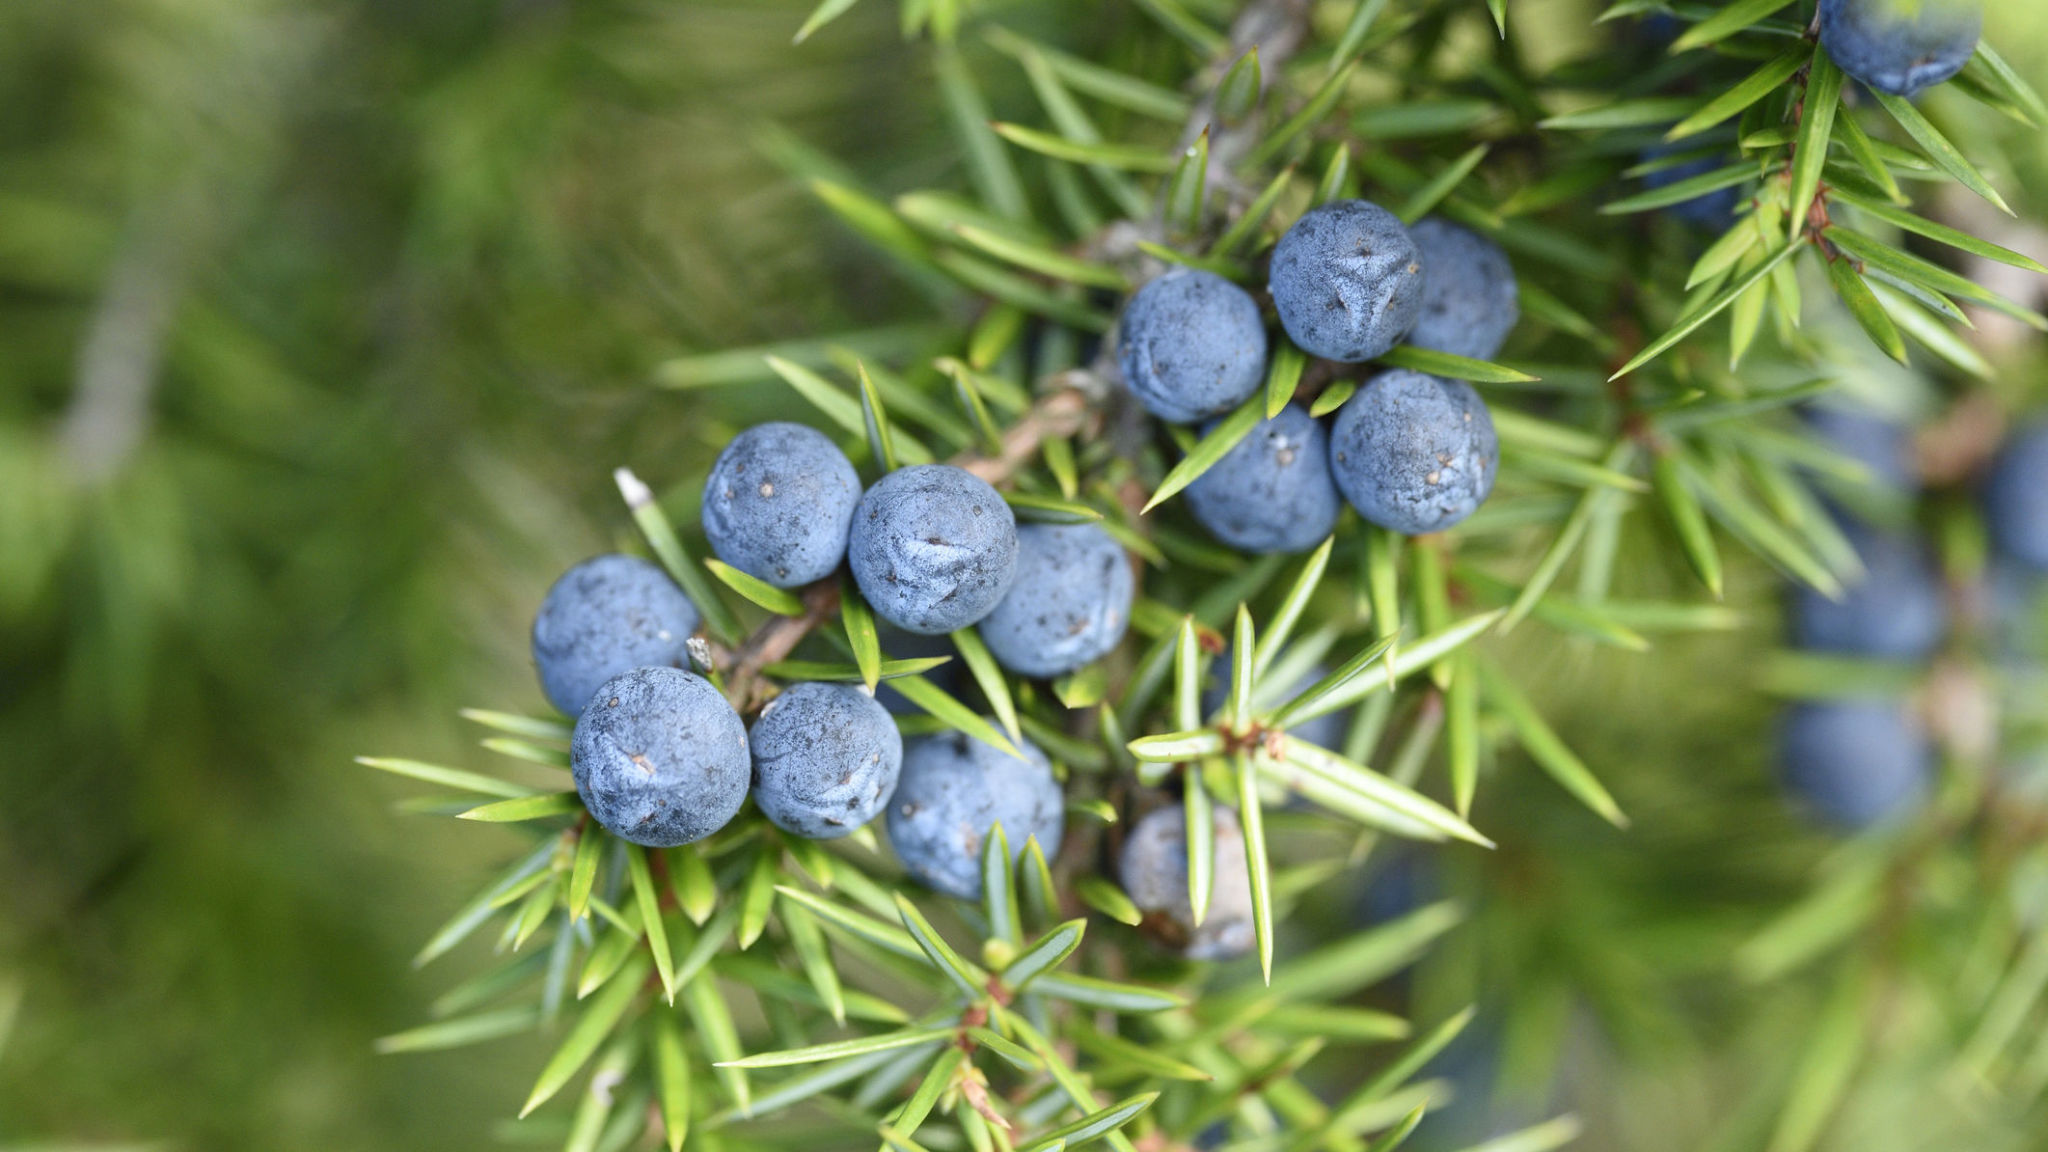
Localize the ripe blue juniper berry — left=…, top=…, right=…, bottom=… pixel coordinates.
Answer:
left=531, top=553, right=700, bottom=716
left=1269, top=199, right=1424, bottom=362
left=702, top=422, right=861, bottom=588
left=1791, top=519, right=1947, bottom=660
left=1803, top=403, right=1917, bottom=493
left=1120, top=803, right=1255, bottom=962
left=1404, top=217, right=1519, bottom=362
left=1985, top=423, right=2048, bottom=571
left=1778, top=697, right=1932, bottom=830
left=1819, top=0, right=1981, bottom=98
left=1185, top=404, right=1341, bottom=555
left=976, top=521, right=1134, bottom=679
left=571, top=666, right=750, bottom=847
left=885, top=729, right=1064, bottom=901
left=1116, top=269, right=1268, bottom=424
left=1328, top=369, right=1499, bottom=535
left=849, top=464, right=1019, bottom=635
left=748, top=682, right=902, bottom=840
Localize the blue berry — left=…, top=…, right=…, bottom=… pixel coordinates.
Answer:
left=703, top=422, right=861, bottom=588
left=1820, top=0, right=1980, bottom=98
left=532, top=554, right=700, bottom=716
left=849, top=465, right=1019, bottom=635
left=1119, top=804, right=1254, bottom=961
left=749, top=682, right=903, bottom=840
left=886, top=730, right=1064, bottom=900
left=1269, top=200, right=1424, bottom=362
left=1328, top=369, right=1499, bottom=535
left=1778, top=698, right=1932, bottom=830
left=977, top=523, right=1134, bottom=678
left=571, top=667, right=749, bottom=847
left=1803, top=403, right=1915, bottom=492
left=1116, top=270, right=1269, bottom=423
left=1640, top=149, right=1741, bottom=230
left=1405, top=218, right=1518, bottom=362
left=1985, top=424, right=2048, bottom=570
left=1790, top=520, right=1945, bottom=660
left=1185, top=404, right=1341, bottom=555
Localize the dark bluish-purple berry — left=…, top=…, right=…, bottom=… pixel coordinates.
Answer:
left=571, top=667, right=749, bottom=847
left=1405, top=218, right=1518, bottom=362
left=977, top=522, right=1133, bottom=679
left=1328, top=369, right=1499, bottom=536
left=1269, top=199, right=1424, bottom=363
left=1185, top=404, right=1341, bottom=555
left=532, top=554, right=699, bottom=716
left=1790, top=520, right=1946, bottom=660
left=849, top=465, right=1019, bottom=635
left=1116, top=269, right=1268, bottom=424
left=1985, top=423, right=2048, bottom=571
left=703, top=422, right=860, bottom=588
left=1779, top=698, right=1932, bottom=831
left=886, top=730, right=1064, bottom=900
left=1120, top=804, right=1255, bottom=961
left=1819, top=0, right=1980, bottom=98
left=749, top=682, right=903, bottom=840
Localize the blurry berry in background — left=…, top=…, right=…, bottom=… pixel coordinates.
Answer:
left=1778, top=698, right=1932, bottom=830
left=1985, top=423, right=2048, bottom=571
left=1120, top=804, right=1255, bottom=961
left=1789, top=520, right=1946, bottom=661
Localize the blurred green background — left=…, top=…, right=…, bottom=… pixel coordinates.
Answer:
left=2, top=1, right=2044, bottom=1150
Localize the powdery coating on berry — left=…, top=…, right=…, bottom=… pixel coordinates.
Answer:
left=1119, top=804, right=1254, bottom=962
left=1405, top=217, right=1518, bottom=362
left=532, top=554, right=700, bottom=716
left=1640, top=149, right=1741, bottom=230
left=1819, top=0, right=1981, bottom=98
left=1779, top=699, right=1932, bottom=831
left=886, top=730, right=1064, bottom=900
left=748, top=682, right=903, bottom=840
left=1791, top=520, right=1946, bottom=660
left=571, top=667, right=749, bottom=847
left=1328, top=369, right=1499, bottom=536
left=1269, top=199, right=1424, bottom=363
left=702, top=423, right=860, bottom=588
left=1185, top=404, right=1341, bottom=555
left=1116, top=270, right=1268, bottom=424
left=977, top=523, right=1134, bottom=679
left=849, top=465, right=1020, bottom=635
left=1803, top=403, right=1915, bottom=492
left=1985, top=424, right=2048, bottom=571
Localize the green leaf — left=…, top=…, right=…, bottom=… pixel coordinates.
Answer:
left=1224, top=606, right=1255, bottom=730
left=1146, top=392, right=1266, bottom=512
left=1212, top=166, right=1295, bottom=257
left=684, top=973, right=749, bottom=1112
left=1288, top=610, right=1504, bottom=722
left=982, top=28, right=1190, bottom=122
left=376, top=1006, right=539, bottom=1054
left=479, top=737, right=569, bottom=769
left=809, top=179, right=936, bottom=276
left=1077, top=875, right=1145, bottom=925
left=982, top=823, right=1020, bottom=945
left=792, top=0, right=860, bottom=44
left=1765, top=964, right=1869, bottom=1152
left=1017, top=1093, right=1160, bottom=1152
left=1351, top=1006, right=1474, bottom=1105
left=1128, top=729, right=1227, bottom=762
left=614, top=467, right=743, bottom=646
left=1871, top=89, right=2013, bottom=215
left=521, top=954, right=651, bottom=1117
left=1279, top=740, right=1494, bottom=847
left=1603, top=161, right=1760, bottom=215
left=739, top=848, right=778, bottom=949
left=835, top=579, right=884, bottom=693
left=1315, top=143, right=1354, bottom=206
left=855, top=360, right=901, bottom=472
left=1539, top=96, right=1698, bottom=130
left=950, top=628, right=1022, bottom=745
left=1131, top=0, right=1226, bottom=54
left=1652, top=451, right=1724, bottom=598
left=1825, top=255, right=1908, bottom=364
left=703, top=560, right=807, bottom=617
left=1832, top=190, right=2046, bottom=273
left=457, top=791, right=580, bottom=823
left=935, top=42, right=1026, bottom=218
left=1830, top=111, right=1904, bottom=204
left=1311, top=379, right=1357, bottom=417
left=1185, top=775, right=1215, bottom=927
left=1610, top=240, right=1803, bottom=379
left=1786, top=53, right=1843, bottom=244
left=890, top=675, right=1021, bottom=758
left=760, top=656, right=948, bottom=683
left=627, top=846, right=678, bottom=1002
left=1967, top=42, right=2048, bottom=126
left=1829, top=227, right=2045, bottom=329
left=1331, top=0, right=1392, bottom=74
left=1005, top=491, right=1106, bottom=523
left=1250, top=62, right=1362, bottom=168
left=568, top=828, right=604, bottom=924
left=1669, top=0, right=1790, bottom=52
left=1449, top=1116, right=1583, bottom=1152
left=670, top=848, right=717, bottom=927
left=780, top=895, right=846, bottom=1026
left=1053, top=662, right=1110, bottom=710
left=951, top=223, right=1129, bottom=290
left=720, top=1023, right=958, bottom=1070
left=653, top=1013, right=692, bottom=1152
left=459, top=709, right=574, bottom=742
left=1397, top=145, right=1490, bottom=226
left=1265, top=340, right=1308, bottom=419
left=1166, top=128, right=1210, bottom=233
left=1217, top=49, right=1261, bottom=121
left=935, top=251, right=1112, bottom=332
left=1474, top=656, right=1627, bottom=827
left=774, top=886, right=922, bottom=960
left=990, top=121, right=1178, bottom=173
left=356, top=756, right=536, bottom=799
left=1043, top=435, right=1079, bottom=499
left=1665, top=46, right=1809, bottom=141
left=1033, top=972, right=1186, bottom=1013
left=1445, top=651, right=1480, bottom=818
left=1265, top=635, right=1399, bottom=728
left=894, top=892, right=988, bottom=996
left=1376, top=345, right=1538, bottom=384
left=1237, top=755, right=1276, bottom=983
left=1072, top=1028, right=1214, bottom=1081
left=1002, top=919, right=1086, bottom=989
left=890, top=1045, right=965, bottom=1136
left=1253, top=537, right=1336, bottom=678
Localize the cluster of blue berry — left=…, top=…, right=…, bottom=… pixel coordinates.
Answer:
left=1120, top=201, right=1516, bottom=546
